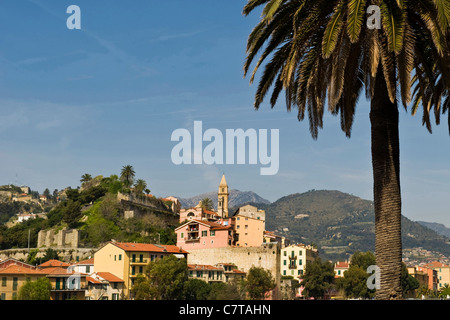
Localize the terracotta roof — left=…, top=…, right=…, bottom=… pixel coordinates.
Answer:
left=39, top=260, right=70, bottom=268
left=426, top=261, right=450, bottom=268
left=0, top=265, right=40, bottom=275
left=230, top=269, right=246, bottom=274
left=87, top=276, right=102, bottom=284
left=96, top=272, right=124, bottom=283
left=335, top=261, right=350, bottom=269
left=110, top=242, right=188, bottom=254
left=188, top=264, right=222, bottom=271
left=73, top=258, right=94, bottom=265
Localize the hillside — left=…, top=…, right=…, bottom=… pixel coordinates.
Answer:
left=417, top=221, right=450, bottom=238
left=178, top=189, right=270, bottom=210
left=264, top=190, right=450, bottom=261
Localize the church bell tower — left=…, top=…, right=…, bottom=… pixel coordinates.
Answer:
left=217, top=174, right=229, bottom=218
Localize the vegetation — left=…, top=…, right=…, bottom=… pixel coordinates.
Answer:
left=301, top=257, right=335, bottom=299
left=264, top=190, right=450, bottom=261
left=0, top=165, right=178, bottom=250
left=130, top=255, right=272, bottom=300
left=244, top=266, right=276, bottom=300
left=243, top=0, right=449, bottom=299
left=17, top=278, right=52, bottom=300
left=335, top=251, right=377, bottom=299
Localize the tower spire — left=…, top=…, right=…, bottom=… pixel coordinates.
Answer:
left=218, top=174, right=229, bottom=218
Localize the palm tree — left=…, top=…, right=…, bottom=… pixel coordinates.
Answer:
left=243, top=0, right=449, bottom=299
left=120, top=165, right=136, bottom=189
left=80, top=173, right=92, bottom=184
left=134, top=179, right=147, bottom=195
left=200, top=198, right=214, bottom=211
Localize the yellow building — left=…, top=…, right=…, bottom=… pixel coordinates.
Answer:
left=426, top=261, right=450, bottom=290
left=93, top=241, right=188, bottom=298
left=281, top=244, right=319, bottom=279
left=232, top=205, right=265, bottom=247
left=0, top=259, right=87, bottom=300
left=0, top=264, right=42, bottom=300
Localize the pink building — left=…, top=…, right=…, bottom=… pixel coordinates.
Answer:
left=175, top=219, right=234, bottom=251
left=179, top=207, right=220, bottom=223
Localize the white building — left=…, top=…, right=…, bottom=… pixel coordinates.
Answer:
left=280, top=244, right=319, bottom=278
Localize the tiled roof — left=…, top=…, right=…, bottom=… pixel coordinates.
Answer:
left=96, top=272, right=124, bottom=283
left=110, top=242, right=188, bottom=254
left=188, top=264, right=222, bottom=271
left=335, top=261, right=350, bottom=269
left=73, top=258, right=94, bottom=265
left=0, top=265, right=40, bottom=275
left=87, top=276, right=102, bottom=284
left=426, top=261, right=450, bottom=268
left=39, top=260, right=70, bottom=268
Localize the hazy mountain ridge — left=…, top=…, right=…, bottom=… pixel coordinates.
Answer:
left=417, top=221, right=450, bottom=238
left=177, top=189, right=271, bottom=210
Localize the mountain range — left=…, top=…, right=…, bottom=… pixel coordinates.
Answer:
left=177, top=189, right=270, bottom=211
left=179, top=189, right=450, bottom=261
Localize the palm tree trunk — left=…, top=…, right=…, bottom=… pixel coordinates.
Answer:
left=370, top=66, right=403, bottom=300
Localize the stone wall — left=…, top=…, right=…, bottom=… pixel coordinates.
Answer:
left=37, top=228, right=80, bottom=249
left=0, top=248, right=96, bottom=262
left=186, top=244, right=281, bottom=298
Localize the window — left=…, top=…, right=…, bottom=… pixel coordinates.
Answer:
left=299, top=259, right=303, bottom=265
left=210, top=230, right=215, bottom=236
left=112, top=293, right=119, bottom=300
left=139, top=266, right=143, bottom=274
left=139, top=254, right=144, bottom=263
left=132, top=254, right=136, bottom=262
left=12, top=278, right=18, bottom=291
left=283, top=260, right=287, bottom=265
left=86, top=266, right=90, bottom=273
left=283, top=251, right=287, bottom=256
left=1, top=277, right=6, bottom=287
left=119, top=254, right=122, bottom=261
left=181, top=232, right=184, bottom=239
left=131, top=267, right=136, bottom=275
left=202, top=230, right=207, bottom=237
left=1, top=293, right=5, bottom=300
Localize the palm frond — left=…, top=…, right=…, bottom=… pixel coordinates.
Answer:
left=347, top=0, right=367, bottom=43
left=322, top=0, right=346, bottom=58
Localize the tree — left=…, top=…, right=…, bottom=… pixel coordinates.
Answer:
left=200, top=198, right=214, bottom=211
left=80, top=173, right=92, bottom=184
left=18, top=277, right=52, bottom=300
left=301, top=258, right=335, bottom=299
left=401, top=263, right=419, bottom=297
left=120, top=165, right=136, bottom=189
left=244, top=266, right=276, bottom=300
left=134, top=179, right=147, bottom=195
left=336, top=251, right=377, bottom=299
left=146, top=255, right=188, bottom=300
left=62, top=200, right=82, bottom=228
left=243, top=0, right=449, bottom=300
left=131, top=274, right=152, bottom=300
left=183, top=278, right=211, bottom=300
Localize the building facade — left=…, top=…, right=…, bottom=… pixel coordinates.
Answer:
left=280, top=244, right=319, bottom=278
left=93, top=241, right=187, bottom=298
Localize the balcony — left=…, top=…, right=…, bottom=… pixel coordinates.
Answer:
left=131, top=258, right=148, bottom=265
left=186, top=237, right=200, bottom=242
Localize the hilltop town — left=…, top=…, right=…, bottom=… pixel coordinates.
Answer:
left=0, top=171, right=449, bottom=300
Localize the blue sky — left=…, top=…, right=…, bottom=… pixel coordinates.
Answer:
left=0, top=1, right=449, bottom=226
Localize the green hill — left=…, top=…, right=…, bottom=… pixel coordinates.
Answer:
left=265, top=190, right=450, bottom=261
